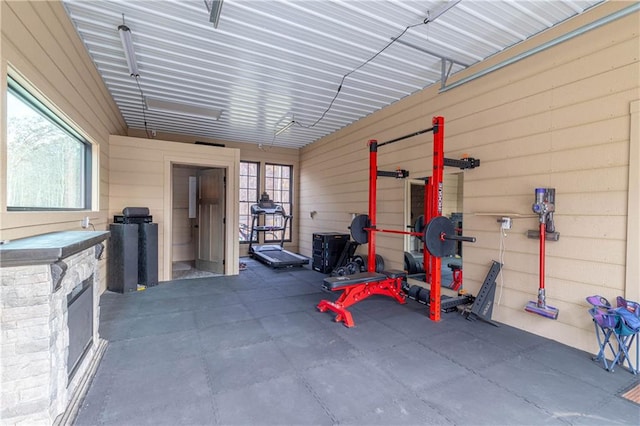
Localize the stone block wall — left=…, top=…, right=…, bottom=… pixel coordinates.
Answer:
left=1, top=244, right=103, bottom=425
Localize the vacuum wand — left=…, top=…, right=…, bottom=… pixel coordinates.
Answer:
left=525, top=188, right=559, bottom=320
left=537, top=221, right=546, bottom=307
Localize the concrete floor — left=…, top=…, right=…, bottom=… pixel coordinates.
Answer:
left=76, top=259, right=639, bottom=425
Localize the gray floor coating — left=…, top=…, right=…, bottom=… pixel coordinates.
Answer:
left=76, top=259, right=639, bottom=425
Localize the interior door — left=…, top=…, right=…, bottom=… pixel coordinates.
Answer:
left=196, top=168, right=226, bottom=274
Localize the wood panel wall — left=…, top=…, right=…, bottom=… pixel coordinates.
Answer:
left=299, top=2, right=639, bottom=353
left=0, top=1, right=126, bottom=239
left=0, top=1, right=127, bottom=292
left=109, top=135, right=241, bottom=281
left=172, top=166, right=196, bottom=263
left=127, top=129, right=301, bottom=257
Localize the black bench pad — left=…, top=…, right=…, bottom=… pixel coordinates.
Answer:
left=382, top=269, right=407, bottom=279
left=323, top=272, right=387, bottom=290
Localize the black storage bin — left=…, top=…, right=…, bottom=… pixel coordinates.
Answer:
left=108, top=223, right=139, bottom=293
left=139, top=223, right=158, bottom=286
left=312, top=232, right=350, bottom=273
left=108, top=208, right=158, bottom=293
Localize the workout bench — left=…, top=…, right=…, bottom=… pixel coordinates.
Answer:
left=316, top=270, right=406, bottom=327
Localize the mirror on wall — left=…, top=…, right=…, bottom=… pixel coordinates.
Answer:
left=404, top=172, right=464, bottom=287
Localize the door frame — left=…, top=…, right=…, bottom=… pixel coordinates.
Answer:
left=164, top=153, right=240, bottom=280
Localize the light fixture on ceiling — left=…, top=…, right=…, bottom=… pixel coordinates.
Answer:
left=117, top=24, right=139, bottom=77
left=424, top=0, right=461, bottom=24
left=145, top=97, right=223, bottom=120
left=204, top=0, right=224, bottom=28
left=275, top=120, right=295, bottom=136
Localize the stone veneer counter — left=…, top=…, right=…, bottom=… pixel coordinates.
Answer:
left=0, top=231, right=109, bottom=266
left=0, top=231, right=109, bottom=425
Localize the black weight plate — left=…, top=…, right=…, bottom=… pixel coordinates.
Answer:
left=360, top=254, right=370, bottom=272
left=417, top=287, right=430, bottom=305
left=334, top=266, right=348, bottom=276
left=350, top=214, right=370, bottom=244
left=414, top=215, right=426, bottom=239
left=425, top=216, right=456, bottom=258
left=345, top=261, right=358, bottom=275
left=375, top=254, right=384, bottom=273
left=404, top=252, right=416, bottom=274
left=352, top=254, right=383, bottom=272
left=404, top=252, right=424, bottom=274
left=407, top=285, right=421, bottom=300
left=352, top=255, right=366, bottom=272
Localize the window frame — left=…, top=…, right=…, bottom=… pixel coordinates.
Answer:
left=239, top=160, right=260, bottom=244
left=6, top=76, right=92, bottom=211
left=264, top=163, right=293, bottom=243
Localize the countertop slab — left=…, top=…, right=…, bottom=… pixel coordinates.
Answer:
left=0, top=231, right=109, bottom=267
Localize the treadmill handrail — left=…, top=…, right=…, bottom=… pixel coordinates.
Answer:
left=248, top=201, right=292, bottom=253
left=250, top=203, right=287, bottom=215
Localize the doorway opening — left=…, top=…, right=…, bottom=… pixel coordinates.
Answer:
left=171, top=164, right=226, bottom=280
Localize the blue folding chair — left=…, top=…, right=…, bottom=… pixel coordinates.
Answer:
left=612, top=297, right=640, bottom=374
left=587, top=295, right=639, bottom=374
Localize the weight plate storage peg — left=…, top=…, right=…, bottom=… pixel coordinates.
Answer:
left=349, top=214, right=370, bottom=244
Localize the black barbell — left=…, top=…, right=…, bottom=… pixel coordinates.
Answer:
left=349, top=214, right=476, bottom=258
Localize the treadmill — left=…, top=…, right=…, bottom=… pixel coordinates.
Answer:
left=248, top=193, right=309, bottom=268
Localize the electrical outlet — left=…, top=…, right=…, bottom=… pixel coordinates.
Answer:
left=501, top=217, right=512, bottom=230
left=81, top=216, right=90, bottom=229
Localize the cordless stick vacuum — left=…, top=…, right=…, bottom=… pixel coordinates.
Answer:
left=525, top=188, right=559, bottom=320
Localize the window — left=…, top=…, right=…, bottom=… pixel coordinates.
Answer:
left=239, top=161, right=259, bottom=242
left=6, top=77, right=91, bottom=210
left=264, top=163, right=292, bottom=241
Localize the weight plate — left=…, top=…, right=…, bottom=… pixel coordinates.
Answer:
left=404, top=251, right=424, bottom=274
left=407, top=285, right=421, bottom=300
left=414, top=215, right=426, bottom=240
left=350, top=214, right=370, bottom=244
left=404, top=252, right=416, bottom=274
left=334, top=266, right=348, bottom=276
left=417, top=287, right=430, bottom=305
left=375, top=254, right=384, bottom=273
left=352, top=255, right=366, bottom=272
left=345, top=261, right=358, bottom=275
left=425, top=216, right=456, bottom=258
left=352, top=254, right=383, bottom=272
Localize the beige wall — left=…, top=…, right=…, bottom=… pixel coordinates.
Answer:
left=128, top=129, right=301, bottom=257
left=0, top=1, right=126, bottom=239
left=0, top=1, right=126, bottom=291
left=172, top=166, right=196, bottom=263
left=109, top=135, right=241, bottom=281
left=299, top=1, right=639, bottom=353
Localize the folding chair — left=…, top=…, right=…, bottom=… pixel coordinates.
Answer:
left=586, top=295, right=640, bottom=374
left=611, top=297, right=640, bottom=374
left=587, top=298, right=618, bottom=372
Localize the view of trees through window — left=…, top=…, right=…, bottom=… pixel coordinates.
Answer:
left=265, top=164, right=292, bottom=241
left=7, top=80, right=90, bottom=210
left=239, top=161, right=259, bottom=242
left=239, top=162, right=293, bottom=244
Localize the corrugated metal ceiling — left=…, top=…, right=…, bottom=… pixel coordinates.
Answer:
left=62, top=0, right=603, bottom=149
